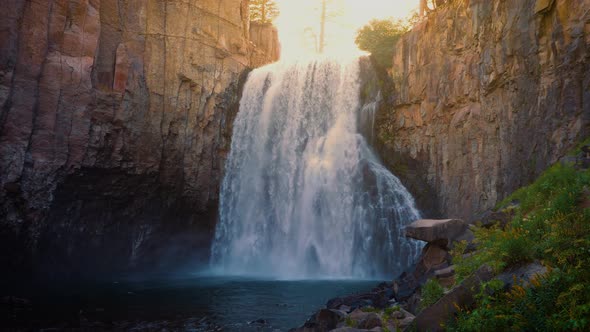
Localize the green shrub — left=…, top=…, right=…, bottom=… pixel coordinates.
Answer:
left=355, top=19, right=408, bottom=68
left=449, top=161, right=590, bottom=331
left=384, top=305, right=401, bottom=316
left=361, top=306, right=379, bottom=313
left=421, top=279, right=445, bottom=309
left=345, top=316, right=357, bottom=327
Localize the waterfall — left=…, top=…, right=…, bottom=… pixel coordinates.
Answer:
left=211, top=58, right=423, bottom=279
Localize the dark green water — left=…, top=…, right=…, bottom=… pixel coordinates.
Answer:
left=4, top=276, right=379, bottom=331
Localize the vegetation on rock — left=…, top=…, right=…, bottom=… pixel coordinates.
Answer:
left=420, top=279, right=445, bottom=309
left=355, top=19, right=409, bottom=68
left=449, top=156, right=590, bottom=331
left=250, top=0, right=280, bottom=23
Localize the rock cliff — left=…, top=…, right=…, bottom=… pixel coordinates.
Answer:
left=376, top=0, right=590, bottom=220
left=0, top=0, right=279, bottom=280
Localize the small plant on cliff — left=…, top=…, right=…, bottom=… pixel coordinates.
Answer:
left=361, top=306, right=379, bottom=313
left=250, top=0, right=280, bottom=24
left=345, top=316, right=357, bottom=327
left=420, top=279, right=445, bottom=309
left=384, top=305, right=401, bottom=316
left=355, top=19, right=408, bottom=68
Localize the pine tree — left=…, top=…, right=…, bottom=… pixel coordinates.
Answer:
left=250, top=0, right=280, bottom=24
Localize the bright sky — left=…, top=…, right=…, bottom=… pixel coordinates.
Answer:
left=275, top=0, right=419, bottom=59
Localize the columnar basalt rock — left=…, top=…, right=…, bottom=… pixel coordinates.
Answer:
left=0, top=0, right=279, bottom=279
left=250, top=22, right=281, bottom=67
left=375, top=0, right=590, bottom=220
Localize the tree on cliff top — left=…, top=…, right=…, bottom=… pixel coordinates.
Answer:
left=250, top=0, right=280, bottom=24
left=355, top=19, right=408, bottom=68
left=420, top=0, right=452, bottom=16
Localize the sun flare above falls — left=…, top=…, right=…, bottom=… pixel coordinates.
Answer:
left=274, top=0, right=419, bottom=59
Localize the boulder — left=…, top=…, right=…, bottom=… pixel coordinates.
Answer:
left=414, top=265, right=494, bottom=331
left=405, top=219, right=467, bottom=245
left=349, top=308, right=370, bottom=322
left=420, top=243, right=450, bottom=269
left=290, top=308, right=344, bottom=332
left=398, top=315, right=415, bottom=329
left=327, top=289, right=389, bottom=311
left=434, top=266, right=455, bottom=279
left=383, top=308, right=415, bottom=331
left=435, top=265, right=456, bottom=288
left=495, top=261, right=548, bottom=289
left=357, top=313, right=382, bottom=329
left=339, top=305, right=351, bottom=313
left=473, top=205, right=517, bottom=230
left=314, top=309, right=342, bottom=331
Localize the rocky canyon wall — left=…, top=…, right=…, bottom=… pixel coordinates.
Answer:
left=0, top=0, right=279, bottom=280
left=375, top=0, right=590, bottom=220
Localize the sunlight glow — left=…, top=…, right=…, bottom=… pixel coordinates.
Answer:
left=274, top=0, right=419, bottom=60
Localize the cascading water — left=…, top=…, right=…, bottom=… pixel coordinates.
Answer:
left=211, top=58, right=423, bottom=279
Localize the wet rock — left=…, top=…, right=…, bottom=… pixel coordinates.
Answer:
left=292, top=308, right=344, bottom=332
left=339, top=305, right=351, bottom=313
left=315, top=309, right=342, bottom=331
left=330, top=309, right=349, bottom=321
left=326, top=290, right=389, bottom=311
left=249, top=318, right=268, bottom=325
left=405, top=219, right=468, bottom=245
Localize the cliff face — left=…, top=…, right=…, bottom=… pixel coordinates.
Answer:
left=0, top=0, right=279, bottom=279
left=376, top=0, right=590, bottom=220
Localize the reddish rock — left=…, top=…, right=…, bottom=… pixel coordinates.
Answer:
left=405, top=219, right=467, bottom=244
left=376, top=0, right=590, bottom=221
left=0, top=0, right=280, bottom=279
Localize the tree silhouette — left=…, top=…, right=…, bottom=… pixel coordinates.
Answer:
left=250, top=0, right=280, bottom=24
left=317, top=0, right=344, bottom=53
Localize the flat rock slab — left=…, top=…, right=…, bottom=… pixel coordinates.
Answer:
left=405, top=219, right=467, bottom=243
left=496, top=261, right=548, bottom=288
left=434, top=265, right=455, bottom=279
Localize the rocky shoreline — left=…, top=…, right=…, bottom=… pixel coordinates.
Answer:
left=291, top=217, right=547, bottom=332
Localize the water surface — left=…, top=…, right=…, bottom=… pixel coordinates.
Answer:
left=9, top=276, right=379, bottom=331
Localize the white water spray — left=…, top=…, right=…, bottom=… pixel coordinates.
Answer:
left=211, top=58, right=422, bottom=279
